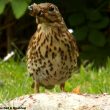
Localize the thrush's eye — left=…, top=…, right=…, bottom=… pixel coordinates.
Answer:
left=49, top=6, right=54, bottom=11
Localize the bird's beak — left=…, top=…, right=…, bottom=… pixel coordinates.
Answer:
left=28, top=5, right=33, bottom=11
left=28, top=3, right=38, bottom=16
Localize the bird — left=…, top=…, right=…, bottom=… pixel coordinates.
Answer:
left=27, top=3, right=79, bottom=93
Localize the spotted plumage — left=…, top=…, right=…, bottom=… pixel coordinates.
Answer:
left=27, top=3, right=79, bottom=92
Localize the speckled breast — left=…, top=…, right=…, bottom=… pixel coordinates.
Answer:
left=27, top=29, right=77, bottom=87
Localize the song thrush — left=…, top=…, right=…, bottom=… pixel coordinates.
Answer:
left=27, top=3, right=79, bottom=93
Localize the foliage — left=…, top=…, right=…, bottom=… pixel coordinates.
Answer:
left=0, top=58, right=110, bottom=102
left=66, top=0, right=110, bottom=65
left=0, top=0, right=7, bottom=14
left=72, top=9, right=109, bottom=46
left=11, top=0, right=30, bottom=19
left=0, top=0, right=31, bottom=19
left=68, top=1, right=109, bottom=43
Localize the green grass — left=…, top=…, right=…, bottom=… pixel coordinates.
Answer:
left=0, top=58, right=110, bottom=102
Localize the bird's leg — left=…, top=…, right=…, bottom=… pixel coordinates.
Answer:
left=60, top=83, right=65, bottom=92
left=34, top=81, right=39, bottom=93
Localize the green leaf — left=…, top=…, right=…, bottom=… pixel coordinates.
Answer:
left=69, top=13, right=85, bottom=26
left=0, top=0, right=7, bottom=14
left=11, top=0, right=29, bottom=19
left=88, top=30, right=106, bottom=47
left=86, top=10, right=102, bottom=21
left=74, top=26, right=88, bottom=41
left=88, top=17, right=109, bottom=29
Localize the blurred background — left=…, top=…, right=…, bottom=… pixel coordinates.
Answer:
left=0, top=0, right=110, bottom=66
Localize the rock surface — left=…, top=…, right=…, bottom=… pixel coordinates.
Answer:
left=0, top=93, right=110, bottom=110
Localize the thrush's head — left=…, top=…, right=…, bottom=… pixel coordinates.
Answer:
left=28, top=3, right=62, bottom=24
